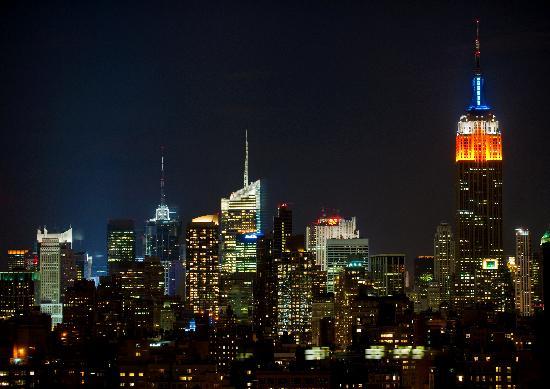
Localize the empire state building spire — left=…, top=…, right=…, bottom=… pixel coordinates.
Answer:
left=474, top=19, right=481, bottom=74
left=243, top=129, right=249, bottom=188
left=468, top=20, right=490, bottom=112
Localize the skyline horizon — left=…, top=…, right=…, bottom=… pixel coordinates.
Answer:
left=1, top=2, right=549, bottom=268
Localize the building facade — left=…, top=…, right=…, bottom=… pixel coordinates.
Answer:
left=219, top=131, right=265, bottom=322
left=107, top=220, right=136, bottom=266
left=514, top=228, right=533, bottom=316
left=37, top=227, right=73, bottom=327
left=185, top=214, right=220, bottom=319
left=144, top=152, right=182, bottom=296
left=326, top=238, right=369, bottom=293
left=0, top=271, right=38, bottom=319
left=454, top=23, right=509, bottom=311
left=305, top=212, right=359, bottom=271
left=434, top=223, right=454, bottom=303
left=370, top=254, right=405, bottom=296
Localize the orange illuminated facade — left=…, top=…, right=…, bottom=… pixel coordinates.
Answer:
left=455, top=129, right=502, bottom=162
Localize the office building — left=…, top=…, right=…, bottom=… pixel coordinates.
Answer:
left=325, top=238, right=369, bottom=293
left=219, top=131, right=265, bottom=322
left=7, top=249, right=29, bottom=270
left=37, top=227, right=72, bottom=326
left=514, top=228, right=533, bottom=316
left=433, top=223, right=454, bottom=302
left=277, top=248, right=316, bottom=344
left=185, top=214, right=220, bottom=319
left=253, top=234, right=277, bottom=339
left=144, top=151, right=182, bottom=296
left=370, top=254, right=405, bottom=296
left=306, top=211, right=359, bottom=271
left=273, top=203, right=292, bottom=258
left=107, top=219, right=136, bottom=266
left=0, top=271, right=38, bottom=319
left=334, top=259, right=369, bottom=349
left=454, top=22, right=508, bottom=311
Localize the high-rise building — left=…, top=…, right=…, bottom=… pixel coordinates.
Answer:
left=370, top=254, right=406, bottom=296
left=326, top=238, right=369, bottom=293
left=7, top=250, right=29, bottom=270
left=144, top=151, right=182, bottom=296
left=514, top=228, right=533, bottom=316
left=305, top=211, right=359, bottom=270
left=454, top=22, right=508, bottom=311
left=334, top=259, right=369, bottom=349
left=433, top=223, right=454, bottom=303
left=185, top=214, right=220, bottom=319
left=220, top=131, right=265, bottom=322
left=311, top=293, right=335, bottom=347
left=107, top=220, right=136, bottom=267
left=413, top=255, right=436, bottom=312
left=37, top=227, right=72, bottom=327
left=0, top=271, right=38, bottom=319
left=276, top=249, right=316, bottom=344
left=73, top=251, right=93, bottom=280
left=253, top=234, right=277, bottom=339
left=273, top=203, right=292, bottom=259
left=540, top=230, right=549, bottom=308
left=531, top=250, right=543, bottom=311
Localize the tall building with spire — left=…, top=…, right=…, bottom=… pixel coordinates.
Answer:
left=144, top=148, right=182, bottom=296
left=454, top=22, right=510, bottom=311
left=220, top=130, right=265, bottom=322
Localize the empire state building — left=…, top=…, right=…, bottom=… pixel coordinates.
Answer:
left=454, top=22, right=510, bottom=311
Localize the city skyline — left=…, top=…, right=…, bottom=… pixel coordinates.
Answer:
left=1, top=3, right=549, bottom=266
left=0, top=3, right=547, bottom=385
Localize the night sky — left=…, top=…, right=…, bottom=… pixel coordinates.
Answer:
left=1, top=1, right=549, bottom=269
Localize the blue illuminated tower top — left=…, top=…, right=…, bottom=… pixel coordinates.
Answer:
left=468, top=20, right=491, bottom=112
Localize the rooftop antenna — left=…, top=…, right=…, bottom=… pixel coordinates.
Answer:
left=474, top=19, right=481, bottom=74
left=160, top=145, right=166, bottom=205
left=243, top=129, right=249, bottom=187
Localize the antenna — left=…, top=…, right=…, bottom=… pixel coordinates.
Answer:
left=474, top=19, right=481, bottom=73
left=160, top=145, right=166, bottom=205
left=244, top=129, right=249, bottom=187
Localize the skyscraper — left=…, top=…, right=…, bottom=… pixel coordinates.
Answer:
left=305, top=211, right=359, bottom=270
left=273, top=203, right=292, bottom=259
left=0, top=271, right=38, bottom=319
left=514, top=228, right=533, bottom=316
left=37, top=227, right=72, bottom=326
left=277, top=249, right=316, bottom=344
left=253, top=234, right=276, bottom=339
left=325, top=238, right=369, bottom=293
left=185, top=214, right=220, bottom=319
left=370, top=254, right=405, bottom=296
left=219, top=131, right=265, bottom=322
left=540, top=229, right=549, bottom=308
left=334, top=259, right=369, bottom=349
left=454, top=22, right=508, bottom=311
left=7, top=250, right=29, bottom=270
left=107, top=220, right=136, bottom=266
left=434, top=223, right=455, bottom=303
left=144, top=150, right=182, bottom=296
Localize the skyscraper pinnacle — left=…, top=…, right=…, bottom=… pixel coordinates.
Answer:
left=160, top=145, right=166, bottom=206
left=244, top=129, right=249, bottom=188
left=468, top=20, right=490, bottom=111
left=474, top=19, right=481, bottom=74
